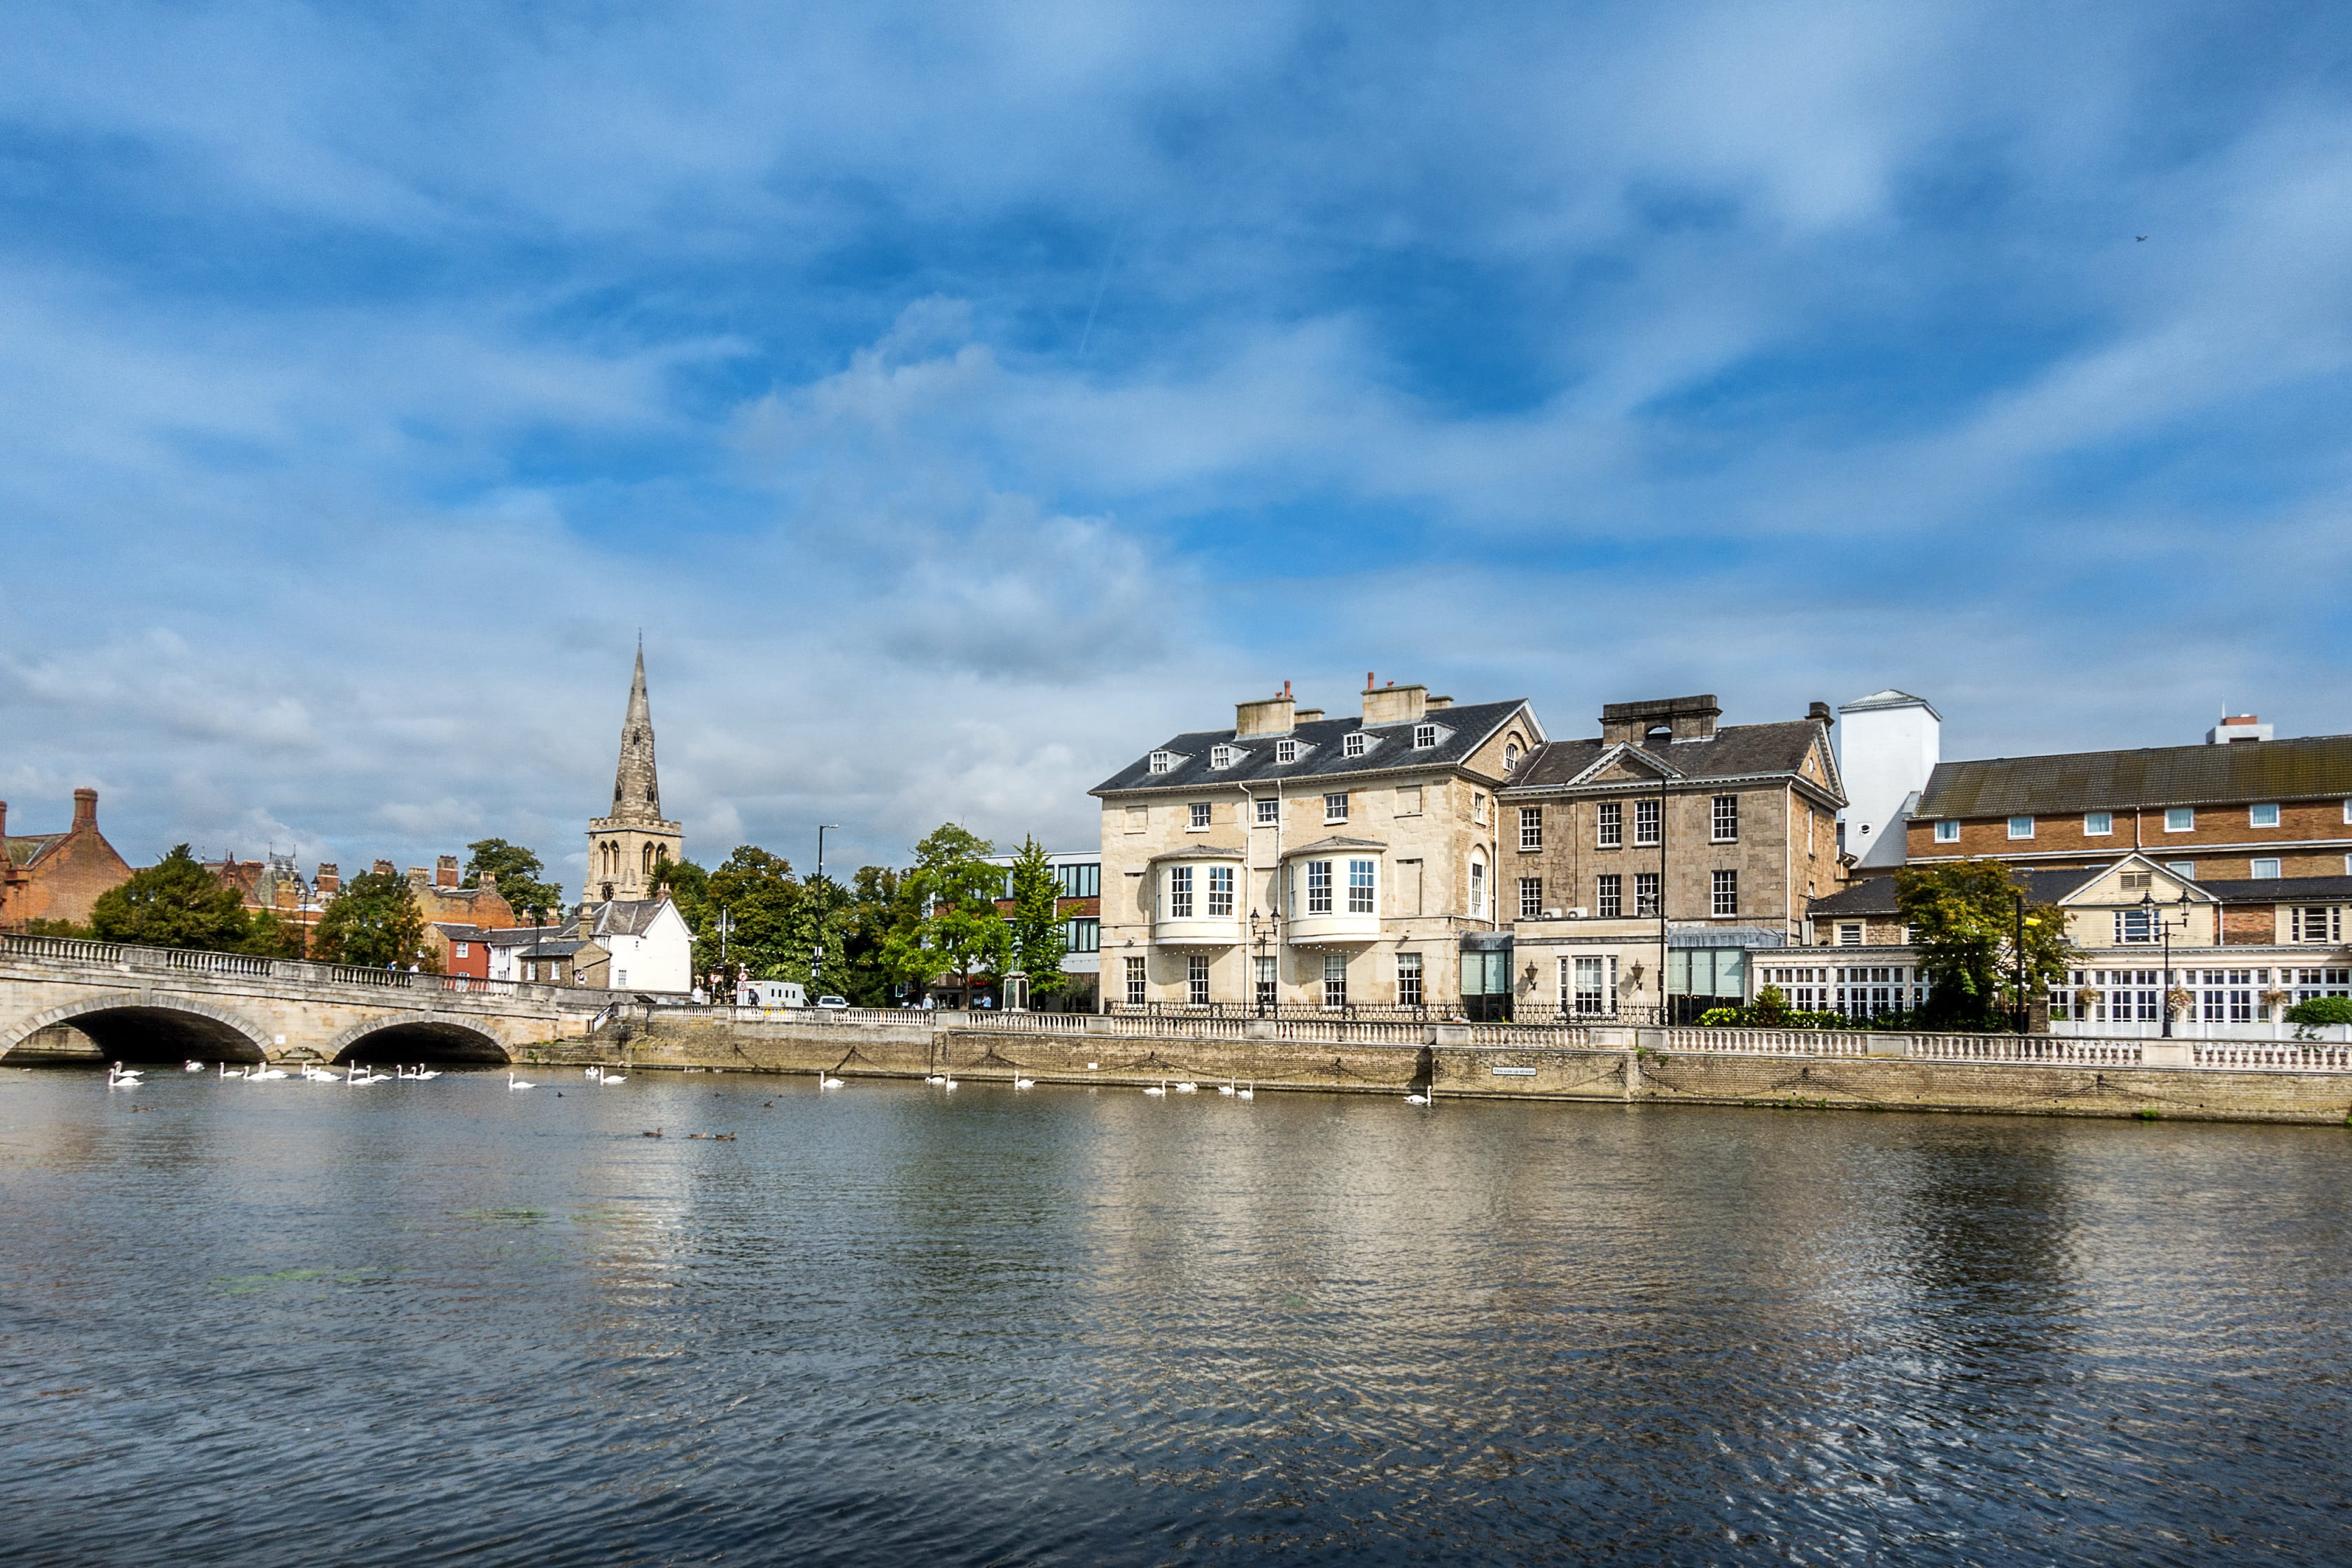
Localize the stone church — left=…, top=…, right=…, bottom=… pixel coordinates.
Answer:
left=585, top=645, right=683, bottom=904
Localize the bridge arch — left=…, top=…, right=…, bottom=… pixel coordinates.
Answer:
left=0, top=991, right=273, bottom=1065
left=326, top=1014, right=512, bottom=1066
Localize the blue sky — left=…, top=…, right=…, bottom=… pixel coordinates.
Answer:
left=4, top=1, right=2351, bottom=893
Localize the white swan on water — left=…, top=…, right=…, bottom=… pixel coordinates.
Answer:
left=251, top=1067, right=288, bottom=1080
left=1404, top=1091, right=1430, bottom=1106
left=596, top=1069, right=626, bottom=1084
left=1013, top=1078, right=1035, bottom=1090
left=1173, top=1081, right=1198, bottom=1093
left=1236, top=1082, right=1254, bottom=1100
left=183, top=1060, right=204, bottom=1072
left=1217, top=1080, right=1236, bottom=1096
left=507, top=1072, right=536, bottom=1091
left=1142, top=1079, right=1167, bottom=1096
left=818, top=1073, right=844, bottom=1088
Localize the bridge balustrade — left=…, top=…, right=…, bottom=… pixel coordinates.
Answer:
left=3, top=932, right=540, bottom=1002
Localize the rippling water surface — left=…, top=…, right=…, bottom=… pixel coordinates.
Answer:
left=4, top=1062, right=2351, bottom=1565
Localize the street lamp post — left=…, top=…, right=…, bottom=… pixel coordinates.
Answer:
left=2011, top=891, right=2043, bottom=1035
left=1248, top=907, right=1278, bottom=1016
left=2138, top=888, right=2194, bottom=1038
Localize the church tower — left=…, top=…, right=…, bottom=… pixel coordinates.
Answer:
left=586, top=644, right=684, bottom=906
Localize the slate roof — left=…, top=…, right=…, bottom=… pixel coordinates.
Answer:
left=1916, top=734, right=2352, bottom=818
left=1091, top=700, right=1535, bottom=794
left=593, top=898, right=676, bottom=937
left=2198, top=876, right=2352, bottom=904
left=1840, top=688, right=1940, bottom=718
left=1508, top=720, right=1837, bottom=797
left=1148, top=844, right=1249, bottom=861
left=1807, top=867, right=2097, bottom=919
left=1284, top=835, right=1387, bottom=855
left=481, top=926, right=567, bottom=948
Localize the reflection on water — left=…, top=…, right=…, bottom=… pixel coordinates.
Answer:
left=3, top=1063, right=2349, bottom=1565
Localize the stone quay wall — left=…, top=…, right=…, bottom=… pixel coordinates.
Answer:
left=517, top=1011, right=2352, bottom=1126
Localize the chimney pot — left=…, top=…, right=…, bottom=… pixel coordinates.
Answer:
left=71, top=788, right=97, bottom=830
left=0, top=800, right=8, bottom=841
left=316, top=862, right=340, bottom=895
left=436, top=854, right=459, bottom=889
left=1808, top=700, right=1833, bottom=724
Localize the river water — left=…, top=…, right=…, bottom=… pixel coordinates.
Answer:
left=3, top=1063, right=2349, bottom=1566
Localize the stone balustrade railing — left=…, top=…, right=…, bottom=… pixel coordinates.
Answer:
left=0, top=931, right=566, bottom=1004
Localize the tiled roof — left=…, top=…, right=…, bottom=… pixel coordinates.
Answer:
left=1917, top=734, right=2352, bottom=818
left=1510, top=720, right=1835, bottom=796
left=433, top=923, right=484, bottom=939
left=1284, top=835, right=1387, bottom=855
left=1091, top=699, right=1535, bottom=794
left=4, top=833, right=64, bottom=867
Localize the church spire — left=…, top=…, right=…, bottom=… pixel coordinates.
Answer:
left=610, top=643, right=662, bottom=823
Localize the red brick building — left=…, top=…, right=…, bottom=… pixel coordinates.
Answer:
left=0, top=789, right=134, bottom=932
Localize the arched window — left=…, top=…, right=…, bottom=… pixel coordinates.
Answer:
left=1504, top=739, right=1522, bottom=773
left=640, top=844, right=654, bottom=876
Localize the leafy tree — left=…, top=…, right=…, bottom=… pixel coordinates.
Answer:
left=90, top=845, right=252, bottom=951
left=836, top=864, right=920, bottom=1006
left=1896, top=860, right=2076, bottom=1029
left=881, top=824, right=1006, bottom=998
left=1003, top=836, right=1069, bottom=997
left=314, top=867, right=431, bottom=969
left=2287, top=995, right=2352, bottom=1028
left=463, top=838, right=563, bottom=916
left=241, top=908, right=309, bottom=959
left=22, top=917, right=94, bottom=939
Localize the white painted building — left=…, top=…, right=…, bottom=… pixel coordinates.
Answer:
left=1835, top=690, right=1940, bottom=871
left=592, top=898, right=694, bottom=993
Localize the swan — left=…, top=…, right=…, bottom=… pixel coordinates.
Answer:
left=251, top=1068, right=288, bottom=1080
left=1013, top=1078, right=1035, bottom=1090
left=818, top=1074, right=844, bottom=1088
left=413, top=1067, right=441, bottom=1080
left=1173, top=1081, right=1198, bottom=1093
left=1404, top=1091, right=1430, bottom=1106
left=585, top=1067, right=602, bottom=1079
left=1143, top=1079, right=1167, bottom=1096
left=183, top=1060, right=204, bottom=1072
left=1236, top=1082, right=1254, bottom=1100
left=597, top=1070, right=626, bottom=1084
left=106, top=1065, right=143, bottom=1088
left=924, top=1073, right=947, bottom=1084
left=1217, top=1081, right=1235, bottom=1096
left=941, top=1077, right=958, bottom=1091
left=108, top=1062, right=142, bottom=1079
left=507, top=1072, right=536, bottom=1091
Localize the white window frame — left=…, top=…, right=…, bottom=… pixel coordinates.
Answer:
left=2164, top=807, right=2194, bottom=832
left=1188, top=802, right=1211, bottom=830
left=1711, top=795, right=1738, bottom=844
left=1518, top=806, right=1543, bottom=852
left=1396, top=951, right=1422, bottom=1007
left=1187, top=955, right=1210, bottom=1007
left=1254, top=955, right=1278, bottom=1009
left=1125, top=955, right=1147, bottom=1007
left=2008, top=816, right=2036, bottom=840
left=1149, top=750, right=1175, bottom=775
left=1167, top=866, right=1194, bottom=918
left=1210, top=744, right=1238, bottom=769
left=1254, top=797, right=1278, bottom=825
left=1934, top=820, right=1960, bottom=844
left=1711, top=869, right=1737, bottom=918
left=2252, top=858, right=2281, bottom=880
left=1347, top=860, right=1376, bottom=915
left=1634, top=871, right=1659, bottom=917
left=1474, top=792, right=1489, bottom=826
left=1596, top=874, right=1621, bottom=918
left=2084, top=811, right=2113, bottom=836
left=1412, top=724, right=1436, bottom=749
left=1323, top=791, right=1349, bottom=824
left=2292, top=906, right=2342, bottom=944
left=1597, top=802, right=1622, bottom=848
left=2168, top=861, right=2196, bottom=879
left=1839, top=923, right=1863, bottom=947
left=1343, top=732, right=1367, bottom=759
left=1306, top=860, right=1334, bottom=915
left=2251, top=803, right=2281, bottom=828
left=1208, top=866, right=1235, bottom=916
left=1469, top=860, right=1486, bottom=918
left=1518, top=876, right=1543, bottom=919
left=1504, top=743, right=1521, bottom=773
left=1634, top=798, right=1659, bottom=846
left=1322, top=953, right=1348, bottom=1009
left=1275, top=739, right=1298, bottom=764
left=2115, top=908, right=2157, bottom=944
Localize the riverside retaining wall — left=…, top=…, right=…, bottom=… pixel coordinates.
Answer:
left=516, top=1014, right=2352, bottom=1126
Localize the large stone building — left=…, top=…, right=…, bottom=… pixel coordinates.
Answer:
left=0, top=789, right=133, bottom=932
left=1500, top=695, right=1848, bottom=1021
left=587, top=645, right=682, bottom=904
left=1092, top=677, right=1541, bottom=1014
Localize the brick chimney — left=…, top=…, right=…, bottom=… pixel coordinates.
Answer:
left=436, top=854, right=459, bottom=889
left=477, top=870, right=499, bottom=895
left=406, top=867, right=429, bottom=890
left=72, top=788, right=97, bottom=830
left=1236, top=680, right=1298, bottom=736
left=1808, top=700, right=1833, bottom=724
left=372, top=858, right=395, bottom=877
left=316, top=862, right=340, bottom=896
left=0, top=800, right=8, bottom=841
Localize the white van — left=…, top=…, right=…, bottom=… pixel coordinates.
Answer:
left=737, top=981, right=807, bottom=1009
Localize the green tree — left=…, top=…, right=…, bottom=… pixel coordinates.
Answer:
left=835, top=864, right=920, bottom=1006
left=1896, top=860, right=2076, bottom=1029
left=241, top=908, right=309, bottom=959
left=881, top=824, right=1006, bottom=998
left=314, top=867, right=431, bottom=969
left=463, top=838, right=563, bottom=916
left=90, top=846, right=252, bottom=951
left=1004, top=836, right=1070, bottom=997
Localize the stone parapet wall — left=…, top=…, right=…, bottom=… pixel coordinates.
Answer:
left=558, top=1015, right=2352, bottom=1125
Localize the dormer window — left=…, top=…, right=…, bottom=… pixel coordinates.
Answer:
left=1149, top=750, right=1175, bottom=775
left=1343, top=732, right=1367, bottom=759
left=1504, top=741, right=1522, bottom=773
left=1275, top=739, right=1299, bottom=764
left=1210, top=744, right=1239, bottom=769
left=1413, top=723, right=1436, bottom=749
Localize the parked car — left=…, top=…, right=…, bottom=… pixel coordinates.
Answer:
left=815, top=995, right=850, bottom=1010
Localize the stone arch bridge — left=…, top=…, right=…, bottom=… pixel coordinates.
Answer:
left=0, top=934, right=610, bottom=1066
